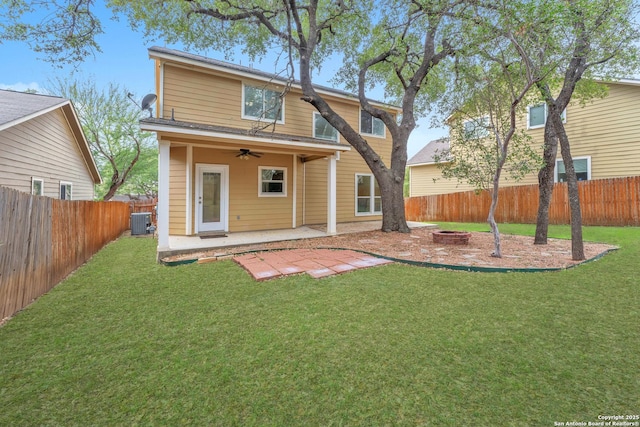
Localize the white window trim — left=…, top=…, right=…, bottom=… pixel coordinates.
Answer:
left=354, top=173, right=382, bottom=216
left=527, top=103, right=567, bottom=130
left=258, top=166, right=287, bottom=197
left=462, top=116, right=490, bottom=139
left=241, top=82, right=285, bottom=124
left=554, top=156, right=591, bottom=183
left=31, top=177, right=44, bottom=196
left=60, top=181, right=72, bottom=200
left=313, top=111, right=340, bottom=142
left=359, top=110, right=386, bottom=138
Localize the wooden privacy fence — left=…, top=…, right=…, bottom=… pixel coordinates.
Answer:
left=0, top=186, right=130, bottom=320
left=405, top=176, right=640, bottom=226
left=130, top=198, right=157, bottom=225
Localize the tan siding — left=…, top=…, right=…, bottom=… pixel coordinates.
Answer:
left=169, top=146, right=187, bottom=235
left=559, top=84, right=640, bottom=179
left=295, top=156, right=304, bottom=227
left=163, top=65, right=241, bottom=126
left=415, top=82, right=640, bottom=196
left=192, top=147, right=294, bottom=232
left=303, top=159, right=328, bottom=224
left=159, top=57, right=404, bottom=228
left=161, top=63, right=393, bottom=146
left=409, top=164, right=476, bottom=196
left=0, top=109, right=95, bottom=199
left=303, top=136, right=392, bottom=224
left=409, top=162, right=541, bottom=197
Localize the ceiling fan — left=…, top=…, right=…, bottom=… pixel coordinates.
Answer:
left=236, top=149, right=263, bottom=160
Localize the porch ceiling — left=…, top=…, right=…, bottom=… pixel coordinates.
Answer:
left=141, top=117, right=351, bottom=158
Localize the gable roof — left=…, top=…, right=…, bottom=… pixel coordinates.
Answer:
left=0, top=90, right=69, bottom=130
left=0, top=90, right=101, bottom=184
left=407, top=138, right=450, bottom=166
left=148, top=46, right=401, bottom=112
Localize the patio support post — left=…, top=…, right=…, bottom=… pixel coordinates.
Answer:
left=158, top=139, right=170, bottom=252
left=327, top=152, right=338, bottom=235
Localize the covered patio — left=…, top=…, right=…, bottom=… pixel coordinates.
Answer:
left=160, top=221, right=433, bottom=258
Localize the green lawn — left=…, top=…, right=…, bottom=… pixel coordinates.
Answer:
left=1, top=224, right=638, bottom=426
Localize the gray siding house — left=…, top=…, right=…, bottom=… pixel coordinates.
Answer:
left=0, top=90, right=101, bottom=200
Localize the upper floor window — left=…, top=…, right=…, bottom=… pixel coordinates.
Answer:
left=259, top=166, right=287, bottom=197
left=31, top=177, right=43, bottom=196
left=313, top=112, right=338, bottom=142
left=360, top=110, right=385, bottom=137
left=60, top=182, right=72, bottom=200
left=243, top=84, right=283, bottom=123
left=527, top=103, right=566, bottom=129
left=555, top=157, right=590, bottom=183
left=463, top=116, right=490, bottom=139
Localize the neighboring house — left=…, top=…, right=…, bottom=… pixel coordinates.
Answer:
left=408, top=80, right=640, bottom=197
left=0, top=90, right=101, bottom=200
left=140, top=47, right=399, bottom=252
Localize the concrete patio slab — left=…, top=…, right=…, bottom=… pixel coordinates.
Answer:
left=162, top=221, right=436, bottom=258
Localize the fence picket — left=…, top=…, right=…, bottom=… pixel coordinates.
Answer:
left=0, top=187, right=131, bottom=320
left=405, top=176, right=640, bottom=227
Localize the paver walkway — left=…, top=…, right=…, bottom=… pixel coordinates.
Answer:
left=233, top=248, right=393, bottom=281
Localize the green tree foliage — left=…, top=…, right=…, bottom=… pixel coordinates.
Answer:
left=437, top=49, right=542, bottom=256
left=0, top=0, right=103, bottom=65
left=48, top=79, right=157, bottom=200
left=527, top=0, right=640, bottom=260
left=108, top=0, right=471, bottom=232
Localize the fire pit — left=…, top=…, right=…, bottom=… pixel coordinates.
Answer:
left=432, top=230, right=471, bottom=245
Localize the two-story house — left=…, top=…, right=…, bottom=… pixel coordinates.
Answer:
left=0, top=90, right=101, bottom=200
left=140, top=47, right=399, bottom=253
left=407, top=79, right=640, bottom=197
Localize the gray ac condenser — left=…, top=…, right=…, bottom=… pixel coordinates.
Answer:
left=131, top=212, right=151, bottom=235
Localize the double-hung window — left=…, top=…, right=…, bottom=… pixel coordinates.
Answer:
left=60, top=182, right=72, bottom=200
left=356, top=174, right=381, bottom=215
left=259, top=167, right=287, bottom=197
left=313, top=112, right=338, bottom=142
left=243, top=84, right=283, bottom=123
left=360, top=110, right=385, bottom=137
left=463, top=116, right=490, bottom=139
left=555, top=157, right=590, bottom=182
left=31, top=177, right=43, bottom=196
left=527, top=103, right=566, bottom=129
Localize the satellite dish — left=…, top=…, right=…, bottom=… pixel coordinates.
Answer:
left=141, top=93, right=157, bottom=118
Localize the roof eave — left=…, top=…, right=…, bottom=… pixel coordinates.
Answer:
left=140, top=119, right=352, bottom=153
left=61, top=103, right=102, bottom=184
left=148, top=47, right=402, bottom=112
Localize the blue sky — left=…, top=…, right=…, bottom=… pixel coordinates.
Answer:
left=0, top=7, right=446, bottom=157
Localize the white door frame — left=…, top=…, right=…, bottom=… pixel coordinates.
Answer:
left=195, top=163, right=229, bottom=233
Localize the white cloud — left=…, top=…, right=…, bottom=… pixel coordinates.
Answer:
left=0, top=82, right=43, bottom=93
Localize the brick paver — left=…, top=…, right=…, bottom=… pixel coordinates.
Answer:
left=233, top=249, right=393, bottom=281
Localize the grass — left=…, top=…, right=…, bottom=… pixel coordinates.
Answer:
left=0, top=224, right=638, bottom=426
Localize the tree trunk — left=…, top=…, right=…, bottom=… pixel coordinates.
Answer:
left=488, top=189, right=502, bottom=258
left=379, top=168, right=410, bottom=233
left=556, top=122, right=585, bottom=260
left=102, top=178, right=124, bottom=201
left=488, top=173, right=502, bottom=257
left=534, top=119, right=558, bottom=244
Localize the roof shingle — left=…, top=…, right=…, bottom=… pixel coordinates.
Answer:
left=0, top=90, right=68, bottom=128
left=407, top=138, right=449, bottom=165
